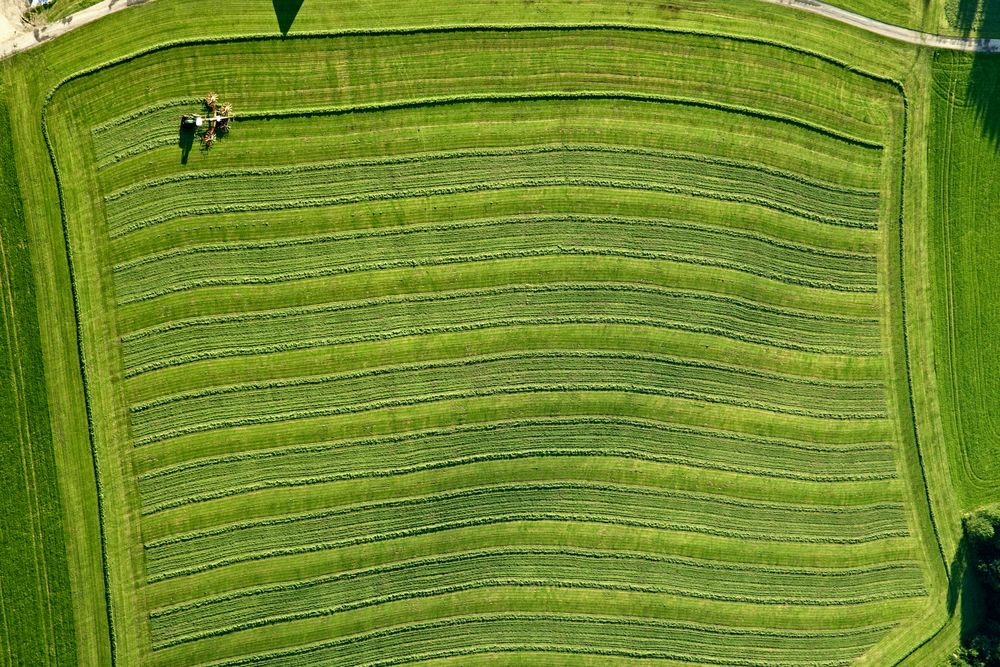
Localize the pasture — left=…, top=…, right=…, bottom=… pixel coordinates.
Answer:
left=0, top=96, right=77, bottom=667
left=929, top=50, right=1000, bottom=509
left=0, top=0, right=980, bottom=665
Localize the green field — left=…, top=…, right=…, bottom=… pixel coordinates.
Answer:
left=0, top=0, right=992, bottom=664
left=929, top=50, right=1000, bottom=510
left=828, top=0, right=936, bottom=31
left=826, top=0, right=1000, bottom=37
left=0, top=95, right=78, bottom=667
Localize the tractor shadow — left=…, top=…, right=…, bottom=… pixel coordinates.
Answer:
left=178, top=120, right=196, bottom=164
left=272, top=0, right=304, bottom=36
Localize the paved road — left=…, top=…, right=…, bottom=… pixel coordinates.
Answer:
left=0, top=0, right=149, bottom=60
left=0, top=0, right=998, bottom=61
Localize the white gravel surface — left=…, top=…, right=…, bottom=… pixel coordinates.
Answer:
left=0, top=0, right=28, bottom=45
left=0, top=0, right=152, bottom=60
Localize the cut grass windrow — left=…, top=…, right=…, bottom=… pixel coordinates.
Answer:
left=147, top=548, right=924, bottom=649
left=126, top=350, right=889, bottom=446
left=136, top=416, right=898, bottom=513
left=103, top=145, right=881, bottom=238
left=97, top=96, right=882, bottom=193
left=196, top=612, right=897, bottom=667
left=90, top=98, right=200, bottom=168
left=142, top=480, right=910, bottom=582
left=111, top=214, right=877, bottom=305
left=119, top=282, right=881, bottom=377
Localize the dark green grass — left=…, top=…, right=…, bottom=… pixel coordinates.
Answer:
left=0, top=97, right=77, bottom=666
left=929, top=50, right=1000, bottom=509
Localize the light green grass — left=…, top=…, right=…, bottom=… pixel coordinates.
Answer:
left=0, top=0, right=971, bottom=665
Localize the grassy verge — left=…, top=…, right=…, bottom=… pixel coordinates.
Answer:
left=0, top=94, right=77, bottom=666
left=928, top=50, right=1000, bottom=510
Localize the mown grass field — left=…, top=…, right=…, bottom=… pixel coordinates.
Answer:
left=0, top=0, right=980, bottom=665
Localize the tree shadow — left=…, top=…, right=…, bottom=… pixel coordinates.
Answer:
left=953, top=0, right=983, bottom=35
left=948, top=535, right=987, bottom=642
left=965, top=48, right=1000, bottom=148
left=947, top=0, right=1000, bottom=35
left=178, top=120, right=196, bottom=164
left=937, top=0, right=1000, bottom=148
left=272, top=0, right=304, bottom=36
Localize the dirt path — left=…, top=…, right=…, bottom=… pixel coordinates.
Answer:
left=0, top=0, right=150, bottom=61
left=0, top=0, right=27, bottom=47
left=763, top=0, right=1000, bottom=51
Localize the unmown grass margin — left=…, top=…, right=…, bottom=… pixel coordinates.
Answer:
left=0, top=91, right=78, bottom=666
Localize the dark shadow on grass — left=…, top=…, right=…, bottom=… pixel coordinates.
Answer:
left=965, top=48, right=1000, bottom=148
left=954, top=0, right=983, bottom=35
left=272, top=0, right=304, bottom=36
left=949, top=0, right=1000, bottom=36
left=948, top=535, right=987, bottom=642
left=938, top=0, right=1000, bottom=148
left=178, top=120, right=195, bottom=164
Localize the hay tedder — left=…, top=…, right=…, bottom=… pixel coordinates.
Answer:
left=181, top=93, right=233, bottom=147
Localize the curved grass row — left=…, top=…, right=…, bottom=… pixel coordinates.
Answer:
left=156, top=579, right=915, bottom=652
left=130, top=348, right=887, bottom=411
left=136, top=416, right=898, bottom=513
left=118, top=282, right=882, bottom=377
left=104, top=144, right=879, bottom=208
left=115, top=246, right=882, bottom=334
left=110, top=214, right=878, bottom=305
left=61, top=28, right=894, bottom=156
left=102, top=145, right=881, bottom=238
left=109, top=185, right=880, bottom=269
left=138, top=447, right=898, bottom=515
left=147, top=547, right=925, bottom=649
left=126, top=349, right=889, bottom=446
left=90, top=99, right=199, bottom=168
left=193, top=612, right=897, bottom=667
left=131, top=391, right=900, bottom=493
left=142, top=480, right=911, bottom=582
left=96, top=97, right=883, bottom=193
